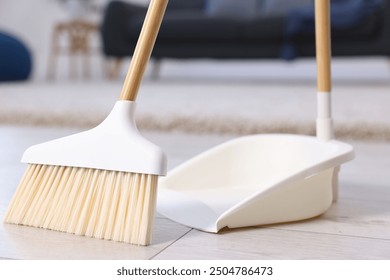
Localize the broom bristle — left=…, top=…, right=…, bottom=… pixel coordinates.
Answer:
left=4, top=164, right=158, bottom=246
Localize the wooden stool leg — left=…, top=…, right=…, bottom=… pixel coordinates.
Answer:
left=47, top=28, right=60, bottom=80
left=83, top=52, right=91, bottom=79
left=107, top=58, right=123, bottom=79
left=69, top=54, right=77, bottom=79
left=150, top=58, right=162, bottom=80
left=47, top=53, right=57, bottom=80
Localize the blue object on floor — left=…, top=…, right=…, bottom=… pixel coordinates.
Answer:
left=0, top=32, right=32, bottom=82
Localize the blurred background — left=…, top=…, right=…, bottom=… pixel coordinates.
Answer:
left=1, top=0, right=389, bottom=81
left=1, top=0, right=390, bottom=138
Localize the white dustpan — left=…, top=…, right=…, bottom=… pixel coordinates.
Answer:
left=157, top=0, right=355, bottom=232
left=157, top=134, right=353, bottom=232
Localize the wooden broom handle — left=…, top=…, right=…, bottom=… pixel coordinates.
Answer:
left=119, top=0, right=168, bottom=101
left=315, top=0, right=332, bottom=92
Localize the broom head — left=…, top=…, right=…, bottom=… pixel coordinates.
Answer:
left=4, top=100, right=167, bottom=245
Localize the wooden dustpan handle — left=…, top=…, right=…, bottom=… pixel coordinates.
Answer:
left=315, top=0, right=331, bottom=92
left=119, top=0, right=169, bottom=101
left=315, top=0, right=334, bottom=141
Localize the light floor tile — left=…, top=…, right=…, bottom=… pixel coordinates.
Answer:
left=153, top=227, right=390, bottom=260
left=0, top=202, right=191, bottom=260
left=267, top=197, right=390, bottom=240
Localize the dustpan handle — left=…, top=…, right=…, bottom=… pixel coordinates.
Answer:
left=315, top=0, right=334, bottom=141
left=315, top=0, right=331, bottom=92
left=119, top=0, right=169, bottom=101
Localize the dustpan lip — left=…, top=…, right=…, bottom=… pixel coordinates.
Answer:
left=157, top=188, right=220, bottom=232
left=161, top=133, right=354, bottom=180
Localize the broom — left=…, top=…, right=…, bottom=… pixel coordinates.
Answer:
left=4, top=0, right=168, bottom=246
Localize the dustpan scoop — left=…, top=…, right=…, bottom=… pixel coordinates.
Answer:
left=157, top=0, right=355, bottom=232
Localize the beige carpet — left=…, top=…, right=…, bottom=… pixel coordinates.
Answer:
left=1, top=78, right=390, bottom=141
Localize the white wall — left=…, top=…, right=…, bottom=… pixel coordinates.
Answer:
left=0, top=0, right=63, bottom=79
left=0, top=0, right=148, bottom=80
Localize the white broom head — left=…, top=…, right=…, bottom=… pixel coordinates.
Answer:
left=5, top=100, right=166, bottom=245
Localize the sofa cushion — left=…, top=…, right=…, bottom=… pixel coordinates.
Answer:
left=261, top=0, right=313, bottom=16
left=329, top=8, right=383, bottom=41
left=128, top=11, right=242, bottom=41
left=168, top=0, right=206, bottom=11
left=286, top=1, right=383, bottom=41
left=243, top=16, right=285, bottom=41
left=205, top=0, right=260, bottom=18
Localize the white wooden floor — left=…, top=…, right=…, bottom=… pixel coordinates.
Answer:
left=0, top=125, right=389, bottom=259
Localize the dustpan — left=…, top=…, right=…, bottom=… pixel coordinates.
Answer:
left=157, top=0, right=355, bottom=233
